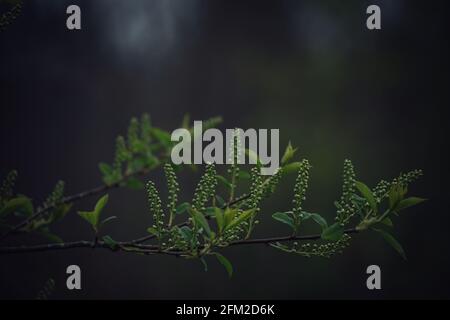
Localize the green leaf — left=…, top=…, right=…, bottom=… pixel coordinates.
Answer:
left=395, top=197, right=426, bottom=212
left=205, top=207, right=216, bottom=216
left=49, top=203, right=72, bottom=223
left=147, top=227, right=158, bottom=236
left=301, top=211, right=328, bottom=230
left=214, top=207, right=225, bottom=233
left=103, top=173, right=120, bottom=186
left=77, top=213, right=98, bottom=231
left=355, top=181, right=377, bottom=214
left=238, top=170, right=251, bottom=180
left=102, top=235, right=118, bottom=250
left=224, top=209, right=255, bottom=232
left=282, top=162, right=303, bottom=174
left=223, top=208, right=237, bottom=227
left=190, top=208, right=212, bottom=236
left=351, top=194, right=368, bottom=217
left=215, top=195, right=225, bottom=208
left=0, top=196, right=33, bottom=218
left=321, top=223, right=344, bottom=241
left=151, top=128, right=171, bottom=147
left=214, top=253, right=233, bottom=278
left=129, top=157, right=148, bottom=172
left=217, top=175, right=232, bottom=190
left=380, top=217, right=393, bottom=227
left=124, top=177, right=144, bottom=190
left=77, top=194, right=109, bottom=232
left=95, top=194, right=109, bottom=213
left=272, top=212, right=295, bottom=230
left=281, top=141, right=298, bottom=165
left=178, top=226, right=193, bottom=242
left=176, top=202, right=190, bottom=215
left=373, top=228, right=406, bottom=260
left=98, top=162, right=113, bottom=177
left=388, top=184, right=407, bottom=210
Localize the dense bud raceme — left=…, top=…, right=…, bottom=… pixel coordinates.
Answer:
left=292, top=159, right=311, bottom=227
left=164, top=164, right=179, bottom=226
left=336, top=159, right=357, bottom=225
left=192, top=163, right=217, bottom=213
left=146, top=181, right=164, bottom=238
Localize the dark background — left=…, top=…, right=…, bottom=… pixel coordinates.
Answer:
left=0, top=0, right=449, bottom=299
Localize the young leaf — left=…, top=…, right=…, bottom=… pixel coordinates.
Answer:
left=124, top=177, right=144, bottom=190
left=224, top=209, right=255, bottom=232
left=178, top=226, right=193, bottom=242
left=321, top=223, right=344, bottom=241
left=238, top=170, right=251, bottom=180
left=0, top=196, right=33, bottom=218
left=102, top=235, right=118, bottom=250
left=215, top=195, right=225, bottom=208
left=223, top=208, right=237, bottom=227
left=205, top=207, right=217, bottom=217
left=77, top=194, right=109, bottom=232
left=373, top=228, right=406, bottom=260
left=98, top=163, right=113, bottom=177
left=388, top=184, right=407, bottom=210
left=176, top=202, right=190, bottom=215
left=214, top=207, right=225, bottom=234
left=214, top=253, right=233, bottom=278
left=272, top=212, right=295, bottom=230
left=281, top=141, right=298, bottom=165
left=49, top=203, right=72, bottom=224
left=128, top=157, right=146, bottom=172
left=380, top=217, right=393, bottom=227
left=395, top=197, right=426, bottom=212
left=151, top=128, right=172, bottom=147
left=147, top=227, right=158, bottom=236
left=355, top=181, right=377, bottom=214
left=217, top=175, right=232, bottom=190
left=301, top=211, right=328, bottom=231
left=282, top=162, right=303, bottom=174
left=190, top=208, right=212, bottom=236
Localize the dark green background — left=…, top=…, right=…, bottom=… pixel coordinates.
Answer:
left=0, top=0, right=449, bottom=299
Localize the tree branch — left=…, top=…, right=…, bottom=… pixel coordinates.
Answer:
left=0, top=228, right=358, bottom=255
left=229, top=228, right=358, bottom=246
